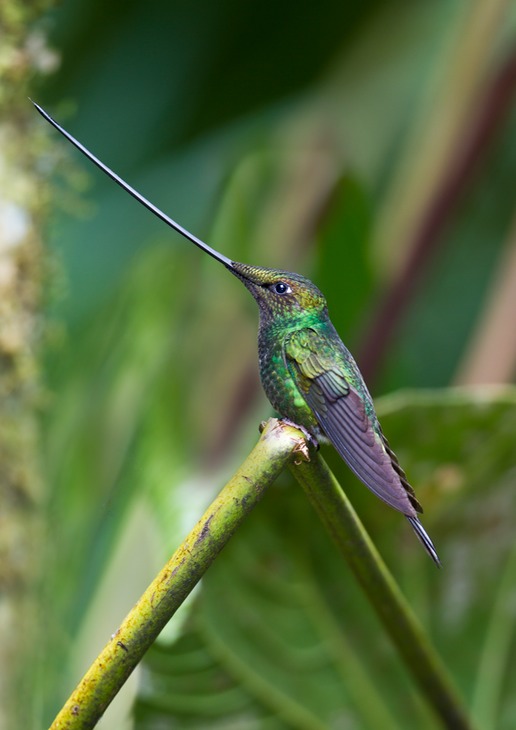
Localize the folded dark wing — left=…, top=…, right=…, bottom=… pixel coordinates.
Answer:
left=285, top=330, right=419, bottom=517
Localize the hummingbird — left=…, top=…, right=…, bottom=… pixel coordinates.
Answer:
left=33, top=102, right=440, bottom=566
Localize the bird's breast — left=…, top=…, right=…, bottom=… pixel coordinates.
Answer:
left=257, top=326, right=319, bottom=433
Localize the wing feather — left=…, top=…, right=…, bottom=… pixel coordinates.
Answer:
left=285, top=329, right=419, bottom=516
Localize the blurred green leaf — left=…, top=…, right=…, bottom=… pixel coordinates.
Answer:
left=35, top=0, right=516, bottom=726
left=134, top=387, right=516, bottom=729
left=315, top=174, right=374, bottom=348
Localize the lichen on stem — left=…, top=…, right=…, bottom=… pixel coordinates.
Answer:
left=50, top=419, right=473, bottom=730
left=49, top=419, right=308, bottom=729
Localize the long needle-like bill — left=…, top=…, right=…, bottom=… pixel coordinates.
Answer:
left=31, top=100, right=234, bottom=269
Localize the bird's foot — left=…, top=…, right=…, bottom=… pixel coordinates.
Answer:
left=280, top=419, right=319, bottom=450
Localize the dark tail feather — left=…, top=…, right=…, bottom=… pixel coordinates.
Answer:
left=406, top=516, right=441, bottom=567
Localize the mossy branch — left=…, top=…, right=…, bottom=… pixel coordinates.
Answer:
left=50, top=420, right=473, bottom=729
left=50, top=419, right=308, bottom=729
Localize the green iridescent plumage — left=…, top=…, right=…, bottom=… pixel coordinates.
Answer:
left=33, top=102, right=440, bottom=566
left=231, top=263, right=439, bottom=566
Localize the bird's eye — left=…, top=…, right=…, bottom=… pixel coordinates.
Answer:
left=271, top=281, right=291, bottom=295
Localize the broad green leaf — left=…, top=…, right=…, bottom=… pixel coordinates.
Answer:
left=135, top=387, right=516, bottom=729
left=36, top=0, right=516, bottom=726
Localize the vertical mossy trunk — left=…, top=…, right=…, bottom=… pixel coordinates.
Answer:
left=0, top=2, right=54, bottom=726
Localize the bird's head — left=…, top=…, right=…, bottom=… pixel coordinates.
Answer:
left=31, top=103, right=328, bottom=330
left=229, top=262, right=327, bottom=324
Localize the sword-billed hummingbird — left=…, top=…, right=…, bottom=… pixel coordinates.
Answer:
left=33, top=102, right=440, bottom=566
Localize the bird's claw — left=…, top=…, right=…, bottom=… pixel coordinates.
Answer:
left=280, top=419, right=319, bottom=450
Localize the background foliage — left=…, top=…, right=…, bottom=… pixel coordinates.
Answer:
left=24, top=0, right=516, bottom=727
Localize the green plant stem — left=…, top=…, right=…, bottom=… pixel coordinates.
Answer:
left=50, top=419, right=307, bottom=730
left=471, top=535, right=516, bottom=729
left=290, top=453, right=475, bottom=730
